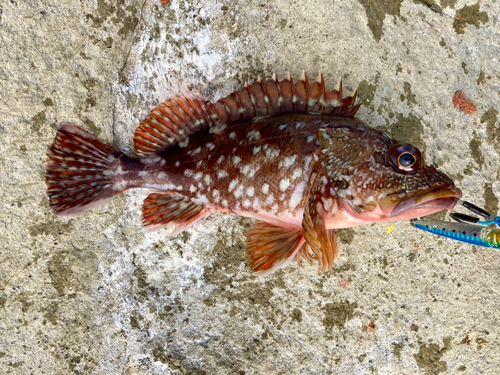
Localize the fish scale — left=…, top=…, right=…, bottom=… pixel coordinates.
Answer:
left=46, top=72, right=461, bottom=275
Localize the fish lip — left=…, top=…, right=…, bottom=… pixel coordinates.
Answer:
left=387, top=186, right=462, bottom=218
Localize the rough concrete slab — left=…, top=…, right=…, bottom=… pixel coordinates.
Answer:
left=1, top=0, right=499, bottom=373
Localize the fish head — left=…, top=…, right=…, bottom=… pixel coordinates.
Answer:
left=318, top=126, right=462, bottom=223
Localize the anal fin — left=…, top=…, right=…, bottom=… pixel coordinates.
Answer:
left=142, top=193, right=211, bottom=236
left=246, top=221, right=305, bottom=275
left=302, top=174, right=339, bottom=273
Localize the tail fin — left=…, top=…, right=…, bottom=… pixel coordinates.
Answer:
left=46, top=123, right=125, bottom=217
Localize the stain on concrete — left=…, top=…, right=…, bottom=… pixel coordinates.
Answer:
left=482, top=108, right=499, bottom=148
left=47, top=248, right=99, bottom=296
left=357, top=79, right=377, bottom=111
left=469, top=132, right=484, bottom=167
left=400, top=82, right=417, bottom=105
left=412, top=0, right=442, bottom=13
left=28, top=217, right=74, bottom=238
left=30, top=110, right=46, bottom=134
left=453, top=2, right=489, bottom=34
left=414, top=337, right=451, bottom=374
left=291, top=308, right=302, bottom=323
left=461, top=62, right=468, bottom=75
left=441, top=0, right=458, bottom=9
left=380, top=113, right=425, bottom=152
left=337, top=228, right=355, bottom=245
left=356, top=0, right=402, bottom=42
left=322, top=301, right=357, bottom=332
left=483, top=185, right=498, bottom=217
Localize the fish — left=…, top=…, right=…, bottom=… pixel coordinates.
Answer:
left=46, top=71, right=462, bottom=275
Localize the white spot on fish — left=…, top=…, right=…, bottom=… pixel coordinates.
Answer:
left=266, top=193, right=275, bottom=205
left=212, top=190, right=220, bottom=202
left=271, top=203, right=279, bottom=213
left=252, top=197, right=261, bottom=210
left=229, top=132, right=237, bottom=139
left=282, top=155, right=297, bottom=168
left=189, top=185, right=197, bottom=193
left=307, top=135, right=315, bottom=143
left=175, top=161, right=180, bottom=167
left=234, top=185, right=244, bottom=198
left=179, top=138, right=189, bottom=148
left=188, top=147, right=201, bottom=156
left=262, top=184, right=269, bottom=194
left=206, top=143, right=215, bottom=150
left=247, top=130, right=261, bottom=141
left=322, top=197, right=333, bottom=211
left=229, top=179, right=239, bottom=192
left=184, top=169, right=193, bottom=177
left=264, top=145, right=280, bottom=160
left=210, top=124, right=227, bottom=134
left=279, top=178, right=290, bottom=192
left=204, top=175, right=211, bottom=185
left=243, top=199, right=251, bottom=208
left=246, top=186, right=254, bottom=196
left=157, top=172, right=166, bottom=179
left=291, top=168, right=303, bottom=180
left=290, top=181, right=306, bottom=210
left=253, top=146, right=261, bottom=155
left=217, top=170, right=229, bottom=179
left=194, top=172, right=203, bottom=180
left=217, top=155, right=225, bottom=164
left=222, top=199, right=228, bottom=207
left=193, top=195, right=209, bottom=205
left=233, top=155, right=241, bottom=165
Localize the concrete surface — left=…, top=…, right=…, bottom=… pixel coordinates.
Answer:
left=1, top=0, right=500, bottom=374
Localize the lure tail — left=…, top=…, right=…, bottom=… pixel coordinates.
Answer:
left=46, top=123, right=126, bottom=217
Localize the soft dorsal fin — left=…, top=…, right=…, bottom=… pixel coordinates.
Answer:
left=134, top=72, right=361, bottom=156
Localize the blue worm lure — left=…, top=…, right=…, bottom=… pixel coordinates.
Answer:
left=412, top=199, right=500, bottom=249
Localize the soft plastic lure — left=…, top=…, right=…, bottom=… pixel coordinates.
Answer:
left=412, top=199, right=500, bottom=249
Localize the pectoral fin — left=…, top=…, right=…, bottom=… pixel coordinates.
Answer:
left=246, top=221, right=305, bottom=275
left=142, top=193, right=211, bottom=235
left=302, top=174, right=339, bottom=273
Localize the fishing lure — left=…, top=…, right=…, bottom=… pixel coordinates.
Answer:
left=412, top=199, right=500, bottom=249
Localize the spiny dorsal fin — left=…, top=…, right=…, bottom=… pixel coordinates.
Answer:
left=134, top=72, right=361, bottom=156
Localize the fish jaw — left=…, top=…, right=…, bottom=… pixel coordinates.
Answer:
left=379, top=185, right=462, bottom=221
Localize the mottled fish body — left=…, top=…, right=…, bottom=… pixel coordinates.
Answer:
left=46, top=72, right=461, bottom=274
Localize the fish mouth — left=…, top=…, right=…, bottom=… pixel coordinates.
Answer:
left=381, top=186, right=462, bottom=219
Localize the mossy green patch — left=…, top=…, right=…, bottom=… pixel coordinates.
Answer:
left=453, top=2, right=489, bottom=34
left=47, top=248, right=99, bottom=296
left=483, top=185, right=498, bottom=218
left=356, top=0, right=402, bottom=42
left=322, top=300, right=357, bottom=332
left=414, top=337, right=451, bottom=374
left=469, top=132, right=484, bottom=167
left=357, top=79, right=378, bottom=112
left=380, top=113, right=425, bottom=153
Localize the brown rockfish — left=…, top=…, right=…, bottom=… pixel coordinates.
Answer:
left=46, top=71, right=461, bottom=275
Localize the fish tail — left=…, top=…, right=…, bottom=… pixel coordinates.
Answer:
left=46, top=123, right=126, bottom=217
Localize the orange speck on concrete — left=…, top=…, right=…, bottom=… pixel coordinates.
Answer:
left=452, top=91, right=477, bottom=115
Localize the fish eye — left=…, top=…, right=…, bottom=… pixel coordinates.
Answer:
left=389, top=144, right=423, bottom=173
